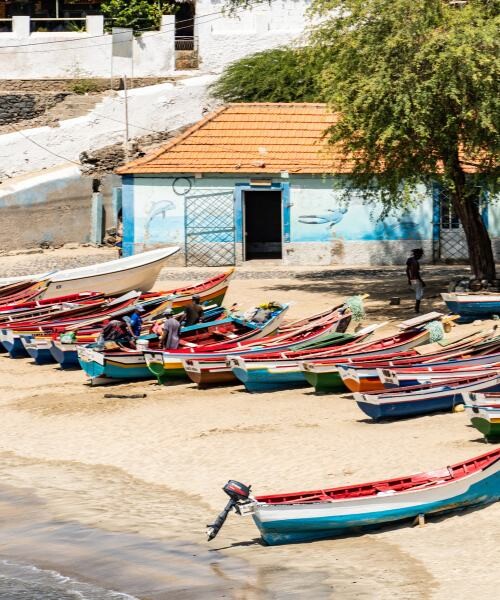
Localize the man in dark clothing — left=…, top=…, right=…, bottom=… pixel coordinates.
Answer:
left=101, top=318, right=134, bottom=346
left=406, top=248, right=425, bottom=313
left=183, top=294, right=204, bottom=326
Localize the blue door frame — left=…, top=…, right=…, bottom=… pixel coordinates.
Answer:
left=234, top=182, right=291, bottom=259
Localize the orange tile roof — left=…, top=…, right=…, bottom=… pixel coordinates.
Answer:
left=117, top=103, right=355, bottom=175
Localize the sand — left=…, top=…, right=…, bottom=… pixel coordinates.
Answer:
left=0, top=252, right=498, bottom=599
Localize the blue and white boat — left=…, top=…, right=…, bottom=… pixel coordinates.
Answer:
left=441, top=292, right=500, bottom=318
left=207, top=449, right=500, bottom=545
left=21, top=336, right=56, bottom=365
left=0, top=329, right=32, bottom=358
left=354, top=373, right=500, bottom=420
left=229, top=356, right=310, bottom=392
left=49, top=340, right=81, bottom=369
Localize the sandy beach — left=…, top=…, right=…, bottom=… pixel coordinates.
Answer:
left=0, top=248, right=498, bottom=599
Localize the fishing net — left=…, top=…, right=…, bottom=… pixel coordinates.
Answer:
left=424, top=320, right=445, bottom=343
left=345, top=295, right=365, bottom=322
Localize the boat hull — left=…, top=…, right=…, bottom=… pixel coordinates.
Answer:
left=252, top=470, right=500, bottom=545
left=441, top=293, right=500, bottom=318
left=356, top=377, right=500, bottom=420
left=78, top=347, right=154, bottom=382
left=49, top=341, right=81, bottom=369
left=184, top=361, right=237, bottom=387
left=301, top=368, right=346, bottom=393
left=21, top=338, right=56, bottom=365
left=40, top=247, right=180, bottom=299
left=231, top=360, right=308, bottom=393
left=0, top=330, right=31, bottom=358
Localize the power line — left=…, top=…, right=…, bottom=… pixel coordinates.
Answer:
left=8, top=123, right=81, bottom=166
left=0, top=13, right=224, bottom=55
left=0, top=2, right=261, bottom=53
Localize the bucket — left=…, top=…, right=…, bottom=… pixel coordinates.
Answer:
left=136, top=339, right=149, bottom=352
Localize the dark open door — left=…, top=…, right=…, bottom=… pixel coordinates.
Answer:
left=244, top=190, right=282, bottom=259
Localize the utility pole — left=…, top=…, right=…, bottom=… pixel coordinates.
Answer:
left=123, top=74, right=130, bottom=163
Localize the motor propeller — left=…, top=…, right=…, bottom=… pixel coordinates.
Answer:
left=207, top=480, right=251, bottom=541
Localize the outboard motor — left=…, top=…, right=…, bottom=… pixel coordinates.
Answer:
left=207, top=480, right=251, bottom=541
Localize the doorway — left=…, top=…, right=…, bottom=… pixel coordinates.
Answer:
left=244, top=190, right=282, bottom=260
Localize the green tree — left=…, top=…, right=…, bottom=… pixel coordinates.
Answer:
left=220, top=0, right=499, bottom=279
left=210, top=48, right=324, bottom=103
left=101, top=0, right=176, bottom=32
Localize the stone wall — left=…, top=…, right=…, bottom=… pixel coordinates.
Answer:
left=0, top=92, right=69, bottom=125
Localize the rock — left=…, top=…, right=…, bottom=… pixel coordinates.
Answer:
left=63, top=242, right=80, bottom=250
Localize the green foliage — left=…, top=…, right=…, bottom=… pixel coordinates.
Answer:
left=211, top=48, right=324, bottom=103
left=70, top=79, right=100, bottom=95
left=310, top=0, right=499, bottom=211
left=221, top=0, right=499, bottom=277
left=101, top=0, right=176, bottom=32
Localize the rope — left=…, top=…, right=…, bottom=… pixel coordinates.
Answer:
left=424, top=320, right=445, bottom=343
left=345, top=295, right=365, bottom=322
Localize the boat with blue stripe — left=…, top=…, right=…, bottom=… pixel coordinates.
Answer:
left=207, top=449, right=500, bottom=545
left=355, top=373, right=500, bottom=420
left=441, top=292, right=500, bottom=319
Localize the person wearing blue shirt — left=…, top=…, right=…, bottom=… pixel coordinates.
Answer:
left=129, top=306, right=145, bottom=337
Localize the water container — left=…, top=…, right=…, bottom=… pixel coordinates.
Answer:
left=136, top=339, right=149, bottom=351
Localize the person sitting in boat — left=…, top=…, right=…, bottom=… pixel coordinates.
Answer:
left=102, top=317, right=134, bottom=348
left=183, top=294, right=204, bottom=326
left=160, top=308, right=180, bottom=349
left=129, top=306, right=145, bottom=337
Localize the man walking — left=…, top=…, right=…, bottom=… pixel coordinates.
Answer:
left=406, top=248, right=425, bottom=313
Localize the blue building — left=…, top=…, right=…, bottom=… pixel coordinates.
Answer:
left=117, top=103, right=499, bottom=266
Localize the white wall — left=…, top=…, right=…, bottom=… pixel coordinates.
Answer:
left=196, top=0, right=310, bottom=70
left=0, top=73, right=219, bottom=180
left=0, top=15, right=175, bottom=79
left=0, top=2, right=311, bottom=79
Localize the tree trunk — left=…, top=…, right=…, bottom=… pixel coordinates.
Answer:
left=450, top=192, right=496, bottom=280
left=445, top=150, right=496, bottom=280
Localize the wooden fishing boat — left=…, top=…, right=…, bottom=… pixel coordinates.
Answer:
left=465, top=405, right=500, bottom=442
left=21, top=336, right=57, bottom=365
left=301, top=329, right=431, bottom=393
left=0, top=280, right=49, bottom=305
left=339, top=341, right=500, bottom=393
left=207, top=449, right=500, bottom=545
left=0, top=247, right=180, bottom=299
left=462, top=392, right=500, bottom=442
left=354, top=373, right=500, bottom=420
left=441, top=292, right=500, bottom=319
left=44, top=275, right=232, bottom=372
left=144, top=304, right=293, bottom=384
left=0, top=292, right=141, bottom=358
left=183, top=311, right=368, bottom=388
left=49, top=334, right=97, bottom=369
left=462, top=392, right=500, bottom=408
left=145, top=304, right=364, bottom=386
left=77, top=306, right=279, bottom=384
left=378, top=363, right=500, bottom=389
left=226, top=327, right=384, bottom=393
left=186, top=332, right=356, bottom=390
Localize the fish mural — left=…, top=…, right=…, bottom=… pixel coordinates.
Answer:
left=298, top=208, right=348, bottom=228
left=146, top=200, right=176, bottom=226
left=144, top=199, right=183, bottom=245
